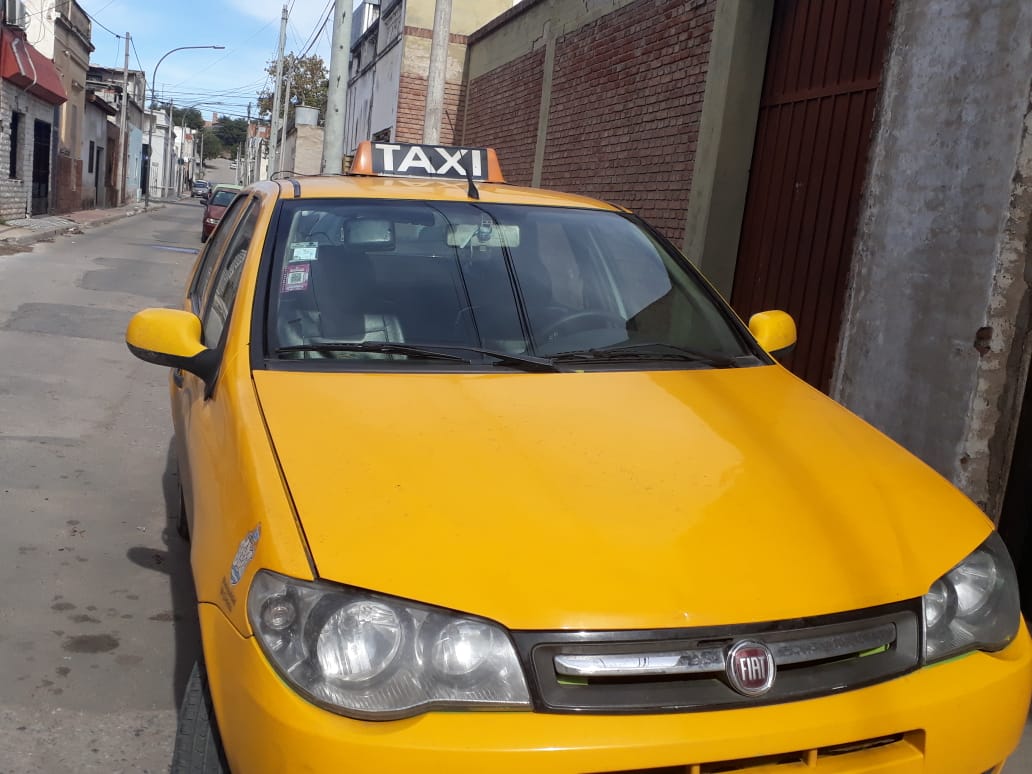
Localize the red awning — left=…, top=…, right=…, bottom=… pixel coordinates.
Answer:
left=0, top=29, right=67, bottom=106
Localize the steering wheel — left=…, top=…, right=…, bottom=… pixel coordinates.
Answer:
left=538, top=310, right=625, bottom=343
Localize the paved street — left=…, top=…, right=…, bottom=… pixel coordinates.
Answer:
left=0, top=201, right=203, bottom=772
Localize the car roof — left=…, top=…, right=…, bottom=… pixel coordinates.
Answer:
left=210, top=184, right=242, bottom=193
left=244, top=176, right=624, bottom=210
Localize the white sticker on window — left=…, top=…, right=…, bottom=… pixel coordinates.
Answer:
left=290, top=242, right=318, bottom=262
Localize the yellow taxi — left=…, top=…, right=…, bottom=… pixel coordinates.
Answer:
left=127, top=142, right=1032, bottom=773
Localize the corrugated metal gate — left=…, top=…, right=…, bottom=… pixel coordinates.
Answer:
left=730, top=0, right=894, bottom=390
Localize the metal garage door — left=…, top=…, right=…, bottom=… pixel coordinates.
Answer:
left=731, top=0, right=894, bottom=390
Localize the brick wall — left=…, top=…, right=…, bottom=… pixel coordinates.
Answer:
left=462, top=49, right=544, bottom=186
left=462, top=0, right=716, bottom=244
left=0, top=83, right=58, bottom=220
left=396, top=75, right=465, bottom=145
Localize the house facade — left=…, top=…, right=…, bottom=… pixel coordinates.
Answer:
left=144, top=107, right=173, bottom=200
left=0, top=5, right=68, bottom=218
left=81, top=90, right=116, bottom=209
left=88, top=65, right=147, bottom=204
left=22, top=0, right=93, bottom=213
left=344, top=0, right=516, bottom=154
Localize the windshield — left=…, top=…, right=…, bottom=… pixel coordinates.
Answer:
left=265, top=200, right=755, bottom=369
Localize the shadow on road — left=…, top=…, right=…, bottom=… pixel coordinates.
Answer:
left=126, top=439, right=200, bottom=712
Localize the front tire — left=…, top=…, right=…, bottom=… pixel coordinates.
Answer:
left=171, top=662, right=229, bottom=774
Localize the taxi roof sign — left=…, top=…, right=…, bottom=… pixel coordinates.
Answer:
left=350, top=141, right=506, bottom=183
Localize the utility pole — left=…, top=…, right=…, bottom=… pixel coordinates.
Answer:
left=278, top=71, right=292, bottom=178
left=321, top=0, right=349, bottom=174
left=166, top=97, right=174, bottom=198
left=116, top=32, right=130, bottom=205
left=268, top=4, right=288, bottom=179
left=245, top=102, right=252, bottom=185
left=423, top=0, right=452, bottom=144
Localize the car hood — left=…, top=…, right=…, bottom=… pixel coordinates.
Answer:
left=253, top=366, right=990, bottom=630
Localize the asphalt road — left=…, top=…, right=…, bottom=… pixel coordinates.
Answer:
left=0, top=201, right=203, bottom=772
left=199, top=156, right=242, bottom=188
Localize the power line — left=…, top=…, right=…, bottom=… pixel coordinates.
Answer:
left=80, top=6, right=121, bottom=39
left=129, top=35, right=145, bottom=74
left=297, top=0, right=334, bottom=60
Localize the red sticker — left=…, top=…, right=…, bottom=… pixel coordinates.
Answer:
left=281, top=262, right=310, bottom=292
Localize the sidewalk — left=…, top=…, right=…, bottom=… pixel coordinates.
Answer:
left=0, top=199, right=170, bottom=247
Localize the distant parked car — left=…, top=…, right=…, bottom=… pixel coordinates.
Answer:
left=191, top=180, right=211, bottom=199
left=201, top=184, right=243, bottom=242
left=229, top=161, right=238, bottom=170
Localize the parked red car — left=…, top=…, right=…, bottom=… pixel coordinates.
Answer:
left=201, top=184, right=242, bottom=242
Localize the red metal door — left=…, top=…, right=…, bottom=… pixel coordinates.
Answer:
left=731, top=0, right=893, bottom=390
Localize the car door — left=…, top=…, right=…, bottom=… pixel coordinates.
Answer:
left=173, top=195, right=260, bottom=534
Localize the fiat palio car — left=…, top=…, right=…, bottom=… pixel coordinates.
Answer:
left=127, top=142, right=1032, bottom=773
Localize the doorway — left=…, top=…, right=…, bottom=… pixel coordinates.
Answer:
left=999, top=368, right=1032, bottom=616
left=31, top=120, right=51, bottom=215
left=95, top=146, right=106, bottom=208
left=730, top=0, right=894, bottom=390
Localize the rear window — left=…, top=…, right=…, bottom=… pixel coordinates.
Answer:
left=210, top=189, right=237, bottom=207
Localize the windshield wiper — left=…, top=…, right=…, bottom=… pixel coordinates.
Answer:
left=550, top=342, right=739, bottom=368
left=274, top=342, right=472, bottom=362
left=274, top=341, right=561, bottom=372
left=406, top=344, right=561, bottom=373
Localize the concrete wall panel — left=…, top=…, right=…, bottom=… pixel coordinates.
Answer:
left=834, top=0, right=1032, bottom=510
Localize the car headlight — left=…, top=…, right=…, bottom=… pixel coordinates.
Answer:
left=248, top=570, right=531, bottom=719
left=922, top=531, right=1021, bottom=663
left=204, top=217, right=219, bottom=225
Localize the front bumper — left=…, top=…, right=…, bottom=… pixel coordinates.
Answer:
left=200, top=603, right=1032, bottom=773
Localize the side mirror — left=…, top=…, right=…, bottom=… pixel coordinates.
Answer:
left=125, top=308, right=218, bottom=383
left=748, top=310, right=797, bottom=360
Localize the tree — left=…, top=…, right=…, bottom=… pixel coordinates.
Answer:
left=257, top=53, right=328, bottom=123
left=212, top=117, right=249, bottom=152
left=201, top=128, right=223, bottom=162
left=170, top=106, right=205, bottom=132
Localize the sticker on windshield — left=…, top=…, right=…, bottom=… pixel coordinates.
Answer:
left=289, top=242, right=318, bottom=262
left=229, top=523, right=261, bottom=586
left=281, top=262, right=310, bottom=292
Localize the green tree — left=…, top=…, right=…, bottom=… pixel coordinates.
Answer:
left=212, top=117, right=249, bottom=151
left=170, top=106, right=204, bottom=132
left=201, top=127, right=223, bottom=162
left=257, top=53, right=328, bottom=122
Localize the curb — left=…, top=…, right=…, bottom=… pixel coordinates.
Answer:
left=0, top=203, right=168, bottom=247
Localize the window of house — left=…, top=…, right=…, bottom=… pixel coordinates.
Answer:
left=9, top=112, right=21, bottom=179
left=88, top=141, right=95, bottom=173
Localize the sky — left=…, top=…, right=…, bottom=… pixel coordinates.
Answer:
left=79, top=0, right=360, bottom=122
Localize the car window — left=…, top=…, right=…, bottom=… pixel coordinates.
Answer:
left=202, top=199, right=259, bottom=349
left=209, top=189, right=238, bottom=208
left=265, top=200, right=752, bottom=367
left=191, top=195, right=251, bottom=313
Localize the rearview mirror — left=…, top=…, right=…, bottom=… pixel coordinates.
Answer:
left=446, top=223, right=520, bottom=248
left=346, top=219, right=395, bottom=248
left=125, top=308, right=218, bottom=383
left=748, top=310, right=796, bottom=359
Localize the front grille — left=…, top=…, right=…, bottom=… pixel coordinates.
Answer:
left=591, top=732, right=918, bottom=773
left=512, top=599, right=921, bottom=713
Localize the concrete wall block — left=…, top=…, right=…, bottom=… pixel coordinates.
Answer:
left=834, top=0, right=1032, bottom=512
